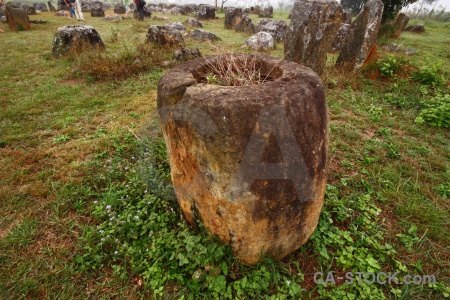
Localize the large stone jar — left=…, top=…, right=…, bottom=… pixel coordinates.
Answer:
left=157, top=54, right=329, bottom=264
left=52, top=25, right=105, bottom=58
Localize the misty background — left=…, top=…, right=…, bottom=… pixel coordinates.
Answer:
left=159, top=0, right=450, bottom=12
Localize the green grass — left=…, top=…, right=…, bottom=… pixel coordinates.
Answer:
left=387, top=18, right=450, bottom=75
left=0, top=9, right=449, bottom=299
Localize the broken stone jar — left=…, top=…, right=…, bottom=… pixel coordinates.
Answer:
left=157, top=54, right=329, bottom=264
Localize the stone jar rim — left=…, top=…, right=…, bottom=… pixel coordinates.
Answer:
left=157, top=53, right=323, bottom=107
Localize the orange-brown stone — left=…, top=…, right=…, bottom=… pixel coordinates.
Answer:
left=5, top=4, right=31, bottom=31
left=157, top=54, right=329, bottom=264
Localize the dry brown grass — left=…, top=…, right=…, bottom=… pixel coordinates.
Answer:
left=71, top=43, right=171, bottom=81
left=198, top=53, right=281, bottom=86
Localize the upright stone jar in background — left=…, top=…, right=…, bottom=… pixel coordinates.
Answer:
left=5, top=3, right=31, bottom=31
left=284, top=0, right=343, bottom=75
left=335, top=0, right=384, bottom=71
left=157, top=54, right=329, bottom=264
left=392, top=13, right=410, bottom=38
left=224, top=7, right=243, bottom=30
left=52, top=25, right=105, bottom=58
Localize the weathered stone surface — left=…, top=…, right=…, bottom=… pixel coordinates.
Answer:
left=5, top=4, right=31, bottom=31
left=103, top=14, right=122, bottom=21
left=404, top=24, right=424, bottom=33
left=114, top=3, right=126, bottom=14
left=235, top=14, right=255, bottom=33
left=148, top=5, right=162, bottom=12
left=343, top=10, right=352, bottom=23
left=190, top=29, right=220, bottom=41
left=224, top=7, right=242, bottom=30
left=8, top=2, right=21, bottom=8
left=243, top=32, right=274, bottom=51
left=23, top=5, right=37, bottom=15
left=257, top=19, right=287, bottom=42
left=81, top=1, right=90, bottom=12
left=34, top=3, right=48, bottom=12
left=145, top=25, right=185, bottom=48
left=154, top=15, right=169, bottom=21
left=90, top=1, right=104, bottom=17
left=48, top=1, right=56, bottom=12
left=198, top=4, right=215, bottom=20
left=55, top=10, right=66, bottom=16
left=251, top=5, right=260, bottom=14
left=91, top=8, right=105, bottom=17
left=172, top=47, right=202, bottom=62
left=391, top=13, right=409, bottom=38
left=52, top=25, right=105, bottom=58
left=336, top=0, right=384, bottom=71
left=164, top=22, right=186, bottom=32
left=53, top=2, right=66, bottom=10
left=184, top=17, right=202, bottom=28
left=331, top=23, right=351, bottom=51
left=285, top=0, right=343, bottom=75
left=133, top=6, right=151, bottom=19
left=157, top=54, right=329, bottom=264
left=170, top=7, right=182, bottom=15
left=180, top=4, right=195, bottom=15
left=55, top=3, right=64, bottom=10
left=258, top=6, right=273, bottom=18
left=382, top=43, right=417, bottom=55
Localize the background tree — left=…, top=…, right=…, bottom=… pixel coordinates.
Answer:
left=341, top=0, right=365, bottom=16
left=381, top=0, right=419, bottom=22
left=342, top=0, right=420, bottom=23
left=221, top=0, right=228, bottom=9
left=413, top=0, right=439, bottom=17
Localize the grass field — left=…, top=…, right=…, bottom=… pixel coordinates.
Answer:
left=0, top=8, right=449, bottom=299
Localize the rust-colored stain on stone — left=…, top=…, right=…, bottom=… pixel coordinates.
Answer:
left=157, top=54, right=329, bottom=264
